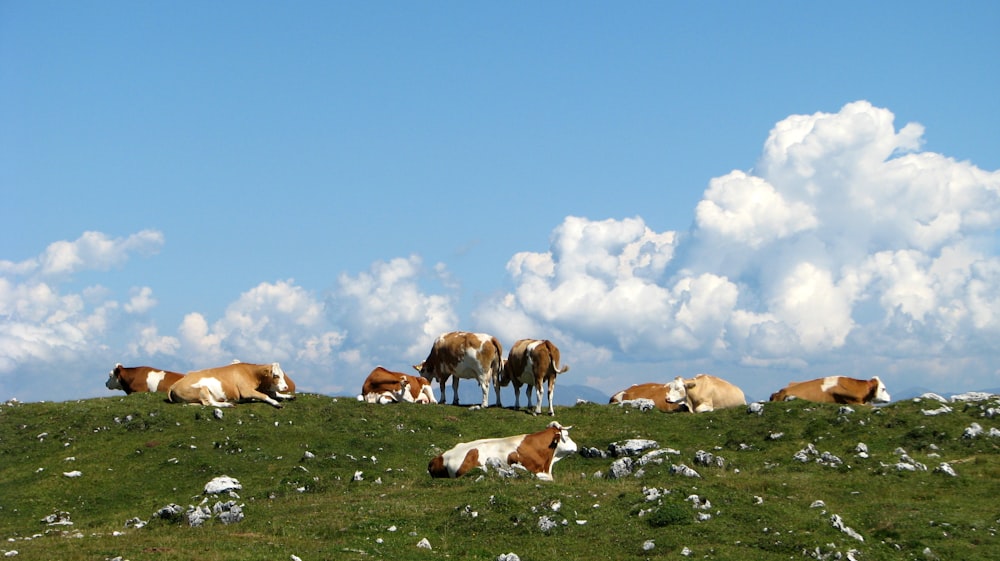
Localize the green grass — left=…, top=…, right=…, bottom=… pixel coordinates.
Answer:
left=1, top=393, right=999, bottom=560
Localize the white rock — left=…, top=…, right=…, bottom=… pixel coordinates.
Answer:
left=416, top=538, right=432, bottom=549
left=204, top=476, right=241, bottom=494
left=642, top=540, right=655, bottom=551
left=62, top=471, right=83, bottom=478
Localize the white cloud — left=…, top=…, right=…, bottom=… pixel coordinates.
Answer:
left=481, top=101, right=1000, bottom=398
left=0, top=230, right=164, bottom=279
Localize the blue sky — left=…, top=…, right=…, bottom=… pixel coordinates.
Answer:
left=2, top=1, right=999, bottom=404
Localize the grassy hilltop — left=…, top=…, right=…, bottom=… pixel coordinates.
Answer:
left=1, top=392, right=999, bottom=560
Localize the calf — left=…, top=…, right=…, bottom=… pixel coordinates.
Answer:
left=500, top=339, right=570, bottom=415
left=427, top=422, right=577, bottom=481
left=168, top=362, right=289, bottom=408
left=106, top=364, right=185, bottom=394
left=360, top=366, right=437, bottom=404
left=609, top=383, right=687, bottom=412
left=769, top=376, right=891, bottom=404
left=414, top=331, right=503, bottom=407
left=665, top=374, right=746, bottom=413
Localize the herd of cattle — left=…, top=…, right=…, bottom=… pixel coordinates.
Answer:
left=105, top=330, right=893, bottom=480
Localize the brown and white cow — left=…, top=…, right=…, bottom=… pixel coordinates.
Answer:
left=665, top=374, right=747, bottom=413
left=427, top=421, right=577, bottom=480
left=360, top=366, right=437, bottom=404
left=608, top=383, right=688, bottom=413
left=414, top=331, right=503, bottom=408
left=500, top=339, right=570, bottom=415
left=168, top=362, right=290, bottom=408
left=231, top=359, right=297, bottom=402
left=106, top=364, right=185, bottom=394
left=769, top=376, right=891, bottom=405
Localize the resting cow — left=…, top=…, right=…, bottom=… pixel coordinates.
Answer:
left=427, top=422, right=577, bottom=480
left=168, top=362, right=290, bottom=408
left=609, top=383, right=687, bottom=412
left=769, top=376, right=891, bottom=405
left=665, top=374, right=746, bottom=413
left=360, top=366, right=437, bottom=404
left=414, top=331, right=503, bottom=407
left=500, top=339, right=570, bottom=415
left=106, top=364, right=184, bottom=394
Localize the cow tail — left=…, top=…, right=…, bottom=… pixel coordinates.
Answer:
left=491, top=337, right=504, bottom=382
left=547, top=340, right=570, bottom=374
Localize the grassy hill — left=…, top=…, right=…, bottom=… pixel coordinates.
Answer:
left=1, top=392, right=999, bottom=560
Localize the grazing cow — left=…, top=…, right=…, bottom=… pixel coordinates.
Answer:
left=608, top=383, right=688, bottom=413
left=427, top=422, right=577, bottom=480
left=414, top=331, right=503, bottom=407
left=106, top=364, right=185, bottom=394
left=769, top=376, right=891, bottom=405
left=168, top=362, right=289, bottom=408
left=500, top=339, right=570, bottom=415
left=360, top=366, right=437, bottom=404
left=665, top=374, right=747, bottom=413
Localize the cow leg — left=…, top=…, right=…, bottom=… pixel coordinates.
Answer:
left=243, top=388, right=284, bottom=408
left=534, top=380, right=544, bottom=415
left=494, top=378, right=504, bottom=408
left=451, top=377, right=461, bottom=406
left=479, top=378, right=490, bottom=408
left=198, top=387, right=233, bottom=408
left=546, top=379, right=555, bottom=416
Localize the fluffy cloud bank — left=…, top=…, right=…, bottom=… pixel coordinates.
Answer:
left=2, top=101, right=999, bottom=401
left=480, top=101, right=1000, bottom=391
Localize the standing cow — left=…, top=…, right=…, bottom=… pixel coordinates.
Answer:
left=168, top=362, right=290, bottom=408
left=414, top=331, right=503, bottom=408
left=665, top=374, right=746, bottom=413
left=500, top=339, right=570, bottom=415
left=106, top=364, right=185, bottom=394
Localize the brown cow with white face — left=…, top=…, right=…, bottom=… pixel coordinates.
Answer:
left=360, top=366, right=437, bottom=404
left=414, top=331, right=503, bottom=407
left=609, top=383, right=688, bottom=412
left=500, top=339, right=570, bottom=415
left=769, top=376, right=891, bottom=405
left=427, top=422, right=577, bottom=480
left=106, top=364, right=185, bottom=394
left=167, top=362, right=289, bottom=408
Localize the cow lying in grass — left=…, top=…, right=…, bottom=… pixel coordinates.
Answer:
left=428, top=422, right=577, bottom=480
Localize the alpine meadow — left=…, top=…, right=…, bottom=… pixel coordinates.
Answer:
left=1, top=392, right=999, bottom=560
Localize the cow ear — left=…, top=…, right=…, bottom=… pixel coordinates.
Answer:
left=685, top=381, right=696, bottom=390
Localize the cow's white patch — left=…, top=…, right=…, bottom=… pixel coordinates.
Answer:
left=145, top=370, right=167, bottom=392
left=192, top=378, right=229, bottom=406
left=819, top=376, right=839, bottom=392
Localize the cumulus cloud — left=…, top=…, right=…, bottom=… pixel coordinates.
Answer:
left=480, top=101, right=1000, bottom=394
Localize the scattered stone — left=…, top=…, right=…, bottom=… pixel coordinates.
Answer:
left=40, top=512, right=72, bottom=526
left=952, top=392, right=995, bottom=402
left=204, top=476, right=241, bottom=495
left=766, top=432, right=784, bottom=440
left=124, top=517, right=146, bottom=529
left=963, top=423, right=984, bottom=438
left=537, top=516, right=558, bottom=532
left=693, top=450, right=725, bottom=468
left=747, top=402, right=765, bottom=415
left=187, top=505, right=212, bottom=527
left=618, top=398, right=656, bottom=411
left=496, top=553, right=521, bottom=561
left=810, top=500, right=826, bottom=509
left=854, top=443, right=869, bottom=458
left=642, top=540, right=655, bottom=551
left=62, top=471, right=83, bottom=478
left=608, top=439, right=659, bottom=457
left=921, top=404, right=952, bottom=416
left=579, top=447, right=607, bottom=459
left=838, top=406, right=855, bottom=415
left=916, top=393, right=948, bottom=403
left=212, top=501, right=244, bottom=524
left=831, top=514, right=864, bottom=542
left=213, top=408, right=224, bottom=420
left=416, top=538, right=432, bottom=550
left=669, top=464, right=701, bottom=478
left=607, top=457, right=634, bottom=479
left=154, top=504, right=184, bottom=521
left=934, top=463, right=958, bottom=477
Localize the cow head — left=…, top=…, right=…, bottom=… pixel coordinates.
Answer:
left=106, top=364, right=125, bottom=391
left=547, top=421, right=578, bottom=460
left=870, top=376, right=891, bottom=403
left=268, top=362, right=290, bottom=393
left=665, top=376, right=689, bottom=403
